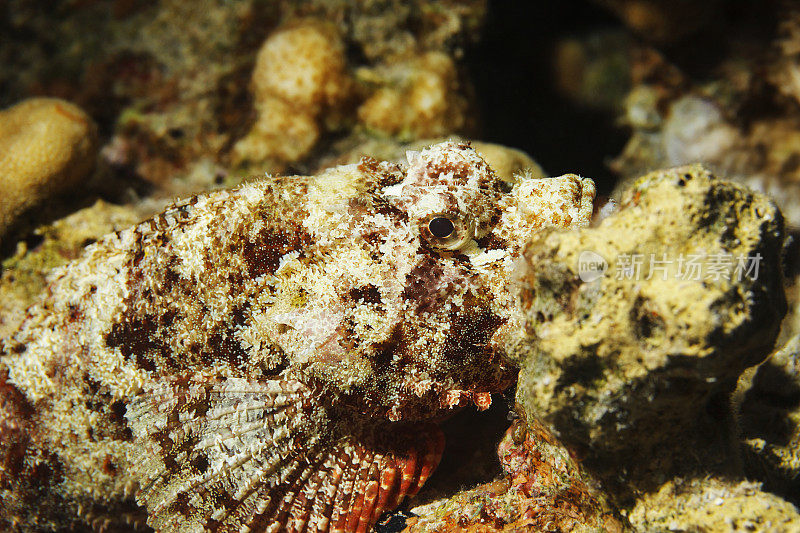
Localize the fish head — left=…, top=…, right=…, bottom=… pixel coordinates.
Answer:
left=270, top=141, right=596, bottom=421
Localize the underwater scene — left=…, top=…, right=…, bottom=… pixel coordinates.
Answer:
left=1, top=2, right=799, bottom=532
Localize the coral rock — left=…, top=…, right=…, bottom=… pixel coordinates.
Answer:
left=629, top=477, right=800, bottom=531
left=614, top=89, right=800, bottom=228
left=510, top=165, right=787, bottom=497
left=406, top=409, right=629, bottom=532
left=0, top=98, right=98, bottom=242
left=234, top=20, right=352, bottom=165
left=358, top=52, right=468, bottom=140
left=740, top=334, right=800, bottom=504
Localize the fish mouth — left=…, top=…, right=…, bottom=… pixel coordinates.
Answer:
left=386, top=388, right=496, bottom=422
left=439, top=389, right=494, bottom=411
left=432, top=365, right=517, bottom=413
left=387, top=371, right=515, bottom=422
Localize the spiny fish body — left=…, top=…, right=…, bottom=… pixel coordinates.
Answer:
left=0, top=142, right=595, bottom=532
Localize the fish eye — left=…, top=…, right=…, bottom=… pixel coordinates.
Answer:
left=422, top=213, right=472, bottom=251
left=428, top=217, right=455, bottom=239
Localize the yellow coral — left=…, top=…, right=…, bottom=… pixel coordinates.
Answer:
left=0, top=98, right=98, bottom=240
left=358, top=51, right=468, bottom=140
left=234, top=20, right=352, bottom=165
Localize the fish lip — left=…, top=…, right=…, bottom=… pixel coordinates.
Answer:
left=384, top=387, right=497, bottom=422
left=385, top=367, right=516, bottom=421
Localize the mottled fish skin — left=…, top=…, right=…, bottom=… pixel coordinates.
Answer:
left=0, top=142, right=595, bottom=532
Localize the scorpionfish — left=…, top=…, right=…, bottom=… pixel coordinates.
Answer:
left=0, top=141, right=595, bottom=532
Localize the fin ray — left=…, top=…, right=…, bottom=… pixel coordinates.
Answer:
left=127, top=374, right=444, bottom=532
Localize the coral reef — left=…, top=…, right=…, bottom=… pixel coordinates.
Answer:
left=235, top=21, right=474, bottom=169
left=614, top=91, right=800, bottom=229
left=510, top=165, right=786, bottom=501
left=607, top=3, right=800, bottom=232
left=1, top=0, right=485, bottom=193
left=233, top=20, right=353, bottom=165
left=603, top=0, right=800, bottom=357
left=271, top=0, right=486, bottom=64
left=0, top=98, right=98, bottom=243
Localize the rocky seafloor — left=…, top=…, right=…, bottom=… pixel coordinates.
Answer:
left=1, top=1, right=800, bottom=532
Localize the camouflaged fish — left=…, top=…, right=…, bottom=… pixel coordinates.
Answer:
left=0, top=142, right=595, bottom=532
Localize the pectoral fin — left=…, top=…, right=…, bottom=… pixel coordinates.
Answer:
left=126, top=375, right=443, bottom=532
